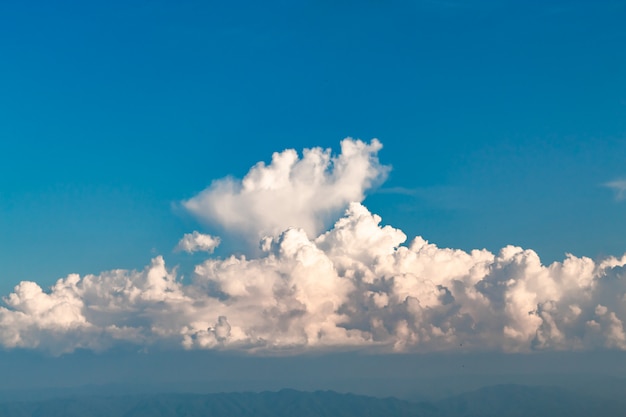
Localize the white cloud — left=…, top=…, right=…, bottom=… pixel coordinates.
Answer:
left=175, top=232, right=221, bottom=254
left=2, top=139, right=626, bottom=355
left=182, top=138, right=389, bottom=242
left=2, top=203, right=626, bottom=355
left=0, top=257, right=185, bottom=354
left=604, top=179, right=626, bottom=200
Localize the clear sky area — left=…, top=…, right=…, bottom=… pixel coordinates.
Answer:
left=0, top=0, right=625, bottom=392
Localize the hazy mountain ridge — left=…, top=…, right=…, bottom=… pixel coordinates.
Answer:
left=434, top=384, right=625, bottom=417
left=0, top=385, right=623, bottom=417
left=0, top=390, right=429, bottom=417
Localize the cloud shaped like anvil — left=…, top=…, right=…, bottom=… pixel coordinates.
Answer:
left=1, top=139, right=626, bottom=355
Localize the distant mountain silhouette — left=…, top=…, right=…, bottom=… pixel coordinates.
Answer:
left=0, top=385, right=623, bottom=416
left=435, top=384, right=625, bottom=417
left=0, top=390, right=432, bottom=417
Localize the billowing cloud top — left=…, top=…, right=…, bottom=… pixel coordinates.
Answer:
left=182, top=138, right=389, bottom=241
left=2, top=139, right=626, bottom=355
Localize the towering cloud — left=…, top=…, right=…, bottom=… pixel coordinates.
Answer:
left=182, top=138, right=389, bottom=242
left=1, top=139, right=626, bottom=355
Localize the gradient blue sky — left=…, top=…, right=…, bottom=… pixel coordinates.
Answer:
left=1, top=0, right=625, bottom=297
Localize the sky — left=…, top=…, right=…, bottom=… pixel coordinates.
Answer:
left=1, top=0, right=626, bottom=391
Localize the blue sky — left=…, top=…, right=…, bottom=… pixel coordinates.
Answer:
left=1, top=0, right=626, bottom=367
left=2, top=0, right=625, bottom=294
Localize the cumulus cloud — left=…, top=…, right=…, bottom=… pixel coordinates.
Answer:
left=605, top=179, right=626, bottom=200
left=2, top=138, right=626, bottom=355
left=175, top=232, right=221, bottom=254
left=2, top=203, right=626, bottom=355
left=182, top=138, right=389, bottom=242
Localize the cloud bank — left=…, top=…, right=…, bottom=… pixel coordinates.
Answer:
left=2, top=139, right=626, bottom=355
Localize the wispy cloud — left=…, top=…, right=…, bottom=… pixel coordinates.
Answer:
left=375, top=185, right=473, bottom=211
left=375, top=186, right=419, bottom=196
left=604, top=179, right=626, bottom=200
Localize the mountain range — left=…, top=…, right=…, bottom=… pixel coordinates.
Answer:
left=0, top=384, right=623, bottom=417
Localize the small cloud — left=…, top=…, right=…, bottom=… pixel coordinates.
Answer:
left=604, top=179, right=626, bottom=200
left=175, top=231, right=221, bottom=254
